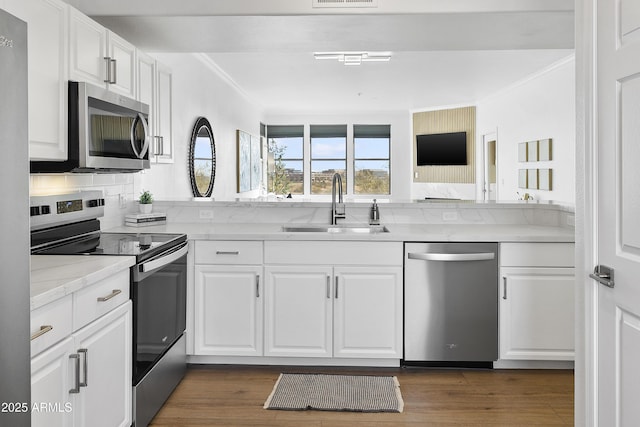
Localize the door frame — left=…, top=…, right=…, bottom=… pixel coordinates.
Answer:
left=481, top=131, right=498, bottom=201
left=575, top=0, right=597, bottom=425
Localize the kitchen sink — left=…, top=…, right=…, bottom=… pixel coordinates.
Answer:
left=281, top=224, right=389, bottom=234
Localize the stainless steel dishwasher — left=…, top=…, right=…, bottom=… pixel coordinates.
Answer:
left=404, top=242, right=498, bottom=366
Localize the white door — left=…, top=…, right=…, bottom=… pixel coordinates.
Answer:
left=482, top=132, right=497, bottom=201
left=594, top=0, right=640, bottom=424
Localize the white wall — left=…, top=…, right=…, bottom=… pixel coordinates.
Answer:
left=476, top=55, right=575, bottom=203
left=264, top=111, right=412, bottom=201
left=140, top=53, right=264, bottom=201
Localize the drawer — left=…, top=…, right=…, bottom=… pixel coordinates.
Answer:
left=500, top=243, right=575, bottom=267
left=265, top=241, right=403, bottom=266
left=195, top=240, right=263, bottom=265
left=30, top=295, right=73, bottom=357
left=73, top=269, right=130, bottom=330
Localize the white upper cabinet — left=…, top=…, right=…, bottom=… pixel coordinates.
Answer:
left=4, top=0, right=69, bottom=161
left=154, top=62, right=173, bottom=163
left=69, top=7, right=136, bottom=99
left=138, top=52, right=174, bottom=163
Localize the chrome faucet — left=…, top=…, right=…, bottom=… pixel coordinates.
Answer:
left=330, top=173, right=345, bottom=225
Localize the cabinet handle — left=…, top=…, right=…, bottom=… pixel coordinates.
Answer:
left=78, top=348, right=88, bottom=387
left=256, top=275, right=260, bottom=298
left=97, top=289, right=122, bottom=302
left=216, top=251, right=239, bottom=255
left=103, top=56, right=111, bottom=83
left=30, top=325, right=53, bottom=341
left=502, top=277, right=508, bottom=300
left=335, top=277, right=339, bottom=299
left=110, top=58, right=117, bottom=84
left=326, top=276, right=331, bottom=299
left=155, top=136, right=164, bottom=156
left=69, top=354, right=80, bottom=394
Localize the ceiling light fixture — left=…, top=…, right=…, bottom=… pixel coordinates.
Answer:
left=314, top=51, right=392, bottom=65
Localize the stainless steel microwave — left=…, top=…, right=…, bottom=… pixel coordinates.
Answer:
left=31, top=81, right=151, bottom=173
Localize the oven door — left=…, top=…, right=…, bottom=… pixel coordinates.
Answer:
left=131, top=242, right=187, bottom=385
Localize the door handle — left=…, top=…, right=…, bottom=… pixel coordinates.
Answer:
left=69, top=354, right=80, bottom=394
left=78, top=348, right=88, bottom=387
left=408, top=252, right=495, bottom=262
left=590, top=264, right=614, bottom=288
left=502, top=277, right=507, bottom=300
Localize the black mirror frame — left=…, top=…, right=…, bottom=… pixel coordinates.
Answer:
left=188, top=117, right=216, bottom=198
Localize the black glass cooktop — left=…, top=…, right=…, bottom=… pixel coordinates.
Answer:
left=32, top=219, right=186, bottom=262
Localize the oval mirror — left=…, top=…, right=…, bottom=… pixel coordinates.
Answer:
left=188, top=117, right=216, bottom=197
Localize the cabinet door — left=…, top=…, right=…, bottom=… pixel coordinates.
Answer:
left=5, top=0, right=68, bottom=161
left=106, top=31, right=136, bottom=98
left=264, top=266, right=332, bottom=357
left=31, top=336, right=74, bottom=427
left=72, top=302, right=132, bottom=427
left=500, top=267, right=575, bottom=360
left=69, top=8, right=107, bottom=87
left=194, top=265, right=263, bottom=356
left=154, top=62, right=173, bottom=163
left=333, top=267, right=403, bottom=358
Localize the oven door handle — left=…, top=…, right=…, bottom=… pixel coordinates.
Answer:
left=139, top=242, right=188, bottom=273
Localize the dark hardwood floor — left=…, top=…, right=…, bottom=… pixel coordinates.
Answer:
left=149, top=365, right=573, bottom=426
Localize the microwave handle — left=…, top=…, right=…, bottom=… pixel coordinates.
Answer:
left=130, top=113, right=151, bottom=159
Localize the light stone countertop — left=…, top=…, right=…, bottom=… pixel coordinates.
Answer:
left=106, top=222, right=575, bottom=243
left=30, top=255, right=135, bottom=311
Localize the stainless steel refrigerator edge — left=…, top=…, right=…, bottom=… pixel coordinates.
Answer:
left=0, top=7, right=30, bottom=426
left=404, top=243, right=498, bottom=364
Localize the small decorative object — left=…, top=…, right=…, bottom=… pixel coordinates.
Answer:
left=139, top=190, right=153, bottom=213
left=538, top=138, right=553, bottom=161
left=527, top=141, right=538, bottom=162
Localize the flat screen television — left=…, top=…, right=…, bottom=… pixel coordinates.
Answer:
left=416, top=131, right=467, bottom=166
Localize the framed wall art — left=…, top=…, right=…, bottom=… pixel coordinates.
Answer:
left=236, top=130, right=262, bottom=193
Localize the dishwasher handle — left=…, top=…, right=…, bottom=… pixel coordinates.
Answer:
left=407, top=252, right=495, bottom=262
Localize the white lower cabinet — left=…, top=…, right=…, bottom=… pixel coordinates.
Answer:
left=71, top=302, right=132, bottom=427
left=333, top=267, right=403, bottom=358
left=194, top=265, right=263, bottom=356
left=31, top=301, right=131, bottom=427
left=31, top=337, right=74, bottom=427
left=193, top=241, right=264, bottom=357
left=499, top=243, right=575, bottom=361
left=263, top=241, right=403, bottom=360
left=264, top=266, right=333, bottom=357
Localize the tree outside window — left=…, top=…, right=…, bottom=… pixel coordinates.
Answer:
left=266, top=125, right=304, bottom=195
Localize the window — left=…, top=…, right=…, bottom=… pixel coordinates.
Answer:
left=310, top=125, right=347, bottom=194
left=353, top=125, right=390, bottom=194
left=267, top=125, right=304, bottom=194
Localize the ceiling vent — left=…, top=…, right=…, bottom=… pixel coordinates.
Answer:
left=313, top=0, right=378, bottom=8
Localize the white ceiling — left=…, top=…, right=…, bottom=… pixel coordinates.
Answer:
left=73, top=0, right=575, bottom=113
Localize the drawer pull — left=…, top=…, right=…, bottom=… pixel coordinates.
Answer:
left=78, top=349, right=88, bottom=387
left=30, top=325, right=53, bottom=341
left=216, top=251, right=240, bottom=255
left=97, top=289, right=122, bottom=302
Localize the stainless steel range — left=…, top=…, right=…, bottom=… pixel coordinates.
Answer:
left=30, top=191, right=187, bottom=427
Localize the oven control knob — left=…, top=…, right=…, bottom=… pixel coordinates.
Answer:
left=30, top=206, right=40, bottom=216
left=40, top=205, right=51, bottom=215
